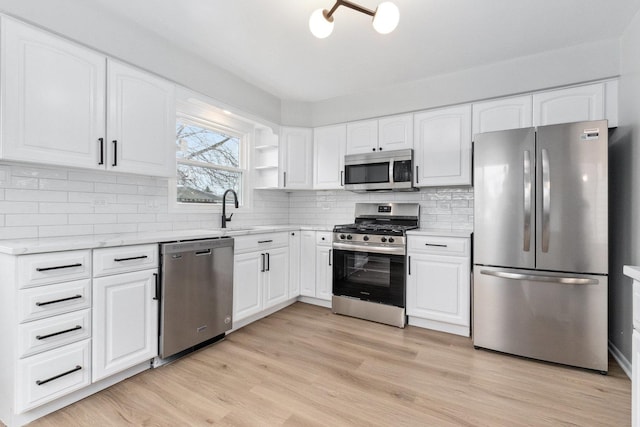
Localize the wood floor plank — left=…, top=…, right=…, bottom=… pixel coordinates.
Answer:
left=23, top=302, right=630, bottom=426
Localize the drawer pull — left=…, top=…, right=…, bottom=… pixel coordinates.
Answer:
left=36, top=263, right=82, bottom=272
left=114, top=255, right=148, bottom=262
left=36, top=365, right=82, bottom=386
left=258, top=240, right=273, bottom=244
left=425, top=243, right=448, bottom=248
left=36, top=325, right=82, bottom=340
left=36, top=294, right=82, bottom=307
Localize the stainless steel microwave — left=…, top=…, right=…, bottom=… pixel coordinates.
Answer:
left=343, top=149, right=415, bottom=192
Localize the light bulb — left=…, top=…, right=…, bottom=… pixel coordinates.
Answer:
left=372, top=2, right=400, bottom=34
left=309, top=8, right=334, bottom=39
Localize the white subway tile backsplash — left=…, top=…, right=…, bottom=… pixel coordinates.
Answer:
left=117, top=213, right=156, bottom=224
left=69, top=214, right=117, bottom=225
left=68, top=170, right=118, bottom=183
left=94, top=203, right=138, bottom=214
left=40, top=202, right=93, bottom=214
left=6, top=213, right=67, bottom=226
left=39, top=224, right=93, bottom=238
left=5, top=189, right=67, bottom=202
left=0, top=226, right=38, bottom=239
left=39, top=178, right=94, bottom=192
left=11, top=166, right=68, bottom=179
left=69, top=192, right=117, bottom=204
left=6, top=176, right=38, bottom=189
left=95, top=182, right=137, bottom=195
left=0, top=201, right=38, bottom=214
left=93, top=223, right=137, bottom=235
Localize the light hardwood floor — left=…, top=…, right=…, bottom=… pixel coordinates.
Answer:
left=27, top=302, right=630, bottom=426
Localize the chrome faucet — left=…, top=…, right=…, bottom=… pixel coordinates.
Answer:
left=221, top=189, right=239, bottom=228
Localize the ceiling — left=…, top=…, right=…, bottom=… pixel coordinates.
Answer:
left=90, top=0, right=640, bottom=103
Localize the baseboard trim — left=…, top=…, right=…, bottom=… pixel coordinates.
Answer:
left=297, top=296, right=331, bottom=308
left=609, top=340, right=632, bottom=379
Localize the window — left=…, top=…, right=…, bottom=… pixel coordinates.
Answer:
left=175, top=118, right=246, bottom=206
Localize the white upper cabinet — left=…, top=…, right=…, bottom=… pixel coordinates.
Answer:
left=533, top=83, right=604, bottom=126
left=280, top=127, right=313, bottom=190
left=0, top=18, right=176, bottom=177
left=314, top=124, right=346, bottom=190
left=472, top=95, right=533, bottom=136
left=106, top=60, right=176, bottom=177
left=378, top=114, right=413, bottom=151
left=1, top=17, right=106, bottom=169
left=346, top=119, right=378, bottom=154
left=346, top=115, right=413, bottom=155
left=414, top=105, right=472, bottom=187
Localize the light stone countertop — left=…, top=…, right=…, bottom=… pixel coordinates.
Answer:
left=623, top=265, right=640, bottom=282
left=0, top=224, right=332, bottom=255
left=407, top=229, right=473, bottom=238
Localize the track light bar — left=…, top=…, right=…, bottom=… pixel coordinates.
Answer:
left=309, top=1, right=400, bottom=39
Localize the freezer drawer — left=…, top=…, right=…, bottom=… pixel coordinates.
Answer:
left=473, top=266, right=607, bottom=372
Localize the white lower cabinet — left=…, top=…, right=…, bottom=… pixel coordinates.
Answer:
left=299, top=231, right=332, bottom=302
left=316, top=235, right=333, bottom=301
left=406, top=235, right=471, bottom=336
left=634, top=329, right=639, bottom=427
left=92, top=268, right=158, bottom=382
left=288, top=231, right=301, bottom=298
left=232, top=233, right=290, bottom=326
left=92, top=244, right=158, bottom=382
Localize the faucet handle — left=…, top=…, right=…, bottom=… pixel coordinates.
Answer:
left=226, top=213, right=234, bottom=221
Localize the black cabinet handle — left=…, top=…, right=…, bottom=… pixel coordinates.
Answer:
left=291, top=232, right=295, bottom=236
left=425, top=243, right=448, bottom=248
left=98, top=138, right=104, bottom=165
left=266, top=252, right=270, bottom=272
left=36, top=263, right=82, bottom=272
left=36, top=325, right=82, bottom=340
left=379, top=147, right=383, bottom=151
left=112, top=140, right=118, bottom=167
left=340, top=170, right=344, bottom=186
left=261, top=253, right=266, bottom=272
left=36, top=294, right=82, bottom=307
left=258, top=240, right=273, bottom=244
left=329, top=249, right=332, bottom=266
left=416, top=166, right=419, bottom=184
left=114, top=255, right=148, bottom=262
left=153, top=273, right=159, bottom=301
left=36, top=365, right=82, bottom=386
left=372, top=148, right=376, bottom=151
left=408, top=256, right=411, bottom=275
left=283, top=171, right=287, bottom=188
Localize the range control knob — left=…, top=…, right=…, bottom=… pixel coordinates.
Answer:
left=346, top=235, right=353, bottom=240
left=340, top=234, right=346, bottom=240
left=381, top=237, right=387, bottom=243
left=388, top=237, right=395, bottom=243
left=363, top=236, right=370, bottom=242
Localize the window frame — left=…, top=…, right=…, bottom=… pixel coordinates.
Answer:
left=169, top=112, right=251, bottom=214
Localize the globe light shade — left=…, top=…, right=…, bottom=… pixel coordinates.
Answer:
left=372, top=2, right=400, bottom=34
left=309, top=8, right=334, bottom=38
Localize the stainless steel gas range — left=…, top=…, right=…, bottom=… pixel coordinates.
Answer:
left=332, top=203, right=419, bottom=328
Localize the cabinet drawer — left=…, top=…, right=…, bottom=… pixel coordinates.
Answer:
left=17, top=250, right=91, bottom=289
left=19, top=279, right=91, bottom=323
left=316, top=232, right=332, bottom=246
left=16, top=339, right=91, bottom=413
left=408, top=236, right=469, bottom=256
left=93, top=244, right=158, bottom=277
left=18, top=309, right=91, bottom=358
left=233, top=233, right=288, bottom=253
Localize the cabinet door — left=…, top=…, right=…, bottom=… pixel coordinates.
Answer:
left=533, top=83, right=604, bottom=126
left=299, top=231, right=317, bottom=297
left=346, top=119, right=378, bottom=154
left=233, top=252, right=263, bottom=322
left=107, top=60, right=176, bottom=177
left=280, top=127, right=313, bottom=189
left=414, top=105, right=472, bottom=187
left=406, top=254, right=469, bottom=328
left=314, top=124, right=346, bottom=189
left=634, top=330, right=640, bottom=427
left=472, top=95, right=533, bottom=135
left=288, top=232, right=301, bottom=298
left=378, top=114, right=413, bottom=151
left=264, top=246, right=289, bottom=309
left=92, top=269, right=158, bottom=382
left=1, top=18, right=106, bottom=169
left=316, top=246, right=333, bottom=301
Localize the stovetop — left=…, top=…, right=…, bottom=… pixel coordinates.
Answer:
left=333, top=223, right=418, bottom=236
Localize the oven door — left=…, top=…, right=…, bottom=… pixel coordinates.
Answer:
left=332, top=248, right=405, bottom=307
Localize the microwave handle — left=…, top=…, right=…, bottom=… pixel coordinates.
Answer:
left=340, top=170, right=344, bottom=186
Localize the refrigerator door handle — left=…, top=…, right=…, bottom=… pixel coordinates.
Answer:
left=480, top=269, right=599, bottom=285
left=523, top=150, right=532, bottom=252
left=541, top=148, right=551, bottom=253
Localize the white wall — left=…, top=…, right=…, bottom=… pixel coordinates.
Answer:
left=0, top=0, right=282, bottom=124
left=609, top=9, right=640, bottom=362
left=0, top=163, right=289, bottom=240
left=281, top=38, right=620, bottom=127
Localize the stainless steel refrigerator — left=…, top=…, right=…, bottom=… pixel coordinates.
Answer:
left=473, top=120, right=608, bottom=373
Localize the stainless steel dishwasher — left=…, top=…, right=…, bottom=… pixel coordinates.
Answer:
left=158, top=238, right=234, bottom=360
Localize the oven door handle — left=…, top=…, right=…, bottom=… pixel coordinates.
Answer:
left=332, top=242, right=405, bottom=256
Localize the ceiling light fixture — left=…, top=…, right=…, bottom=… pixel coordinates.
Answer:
left=309, top=0, right=400, bottom=39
